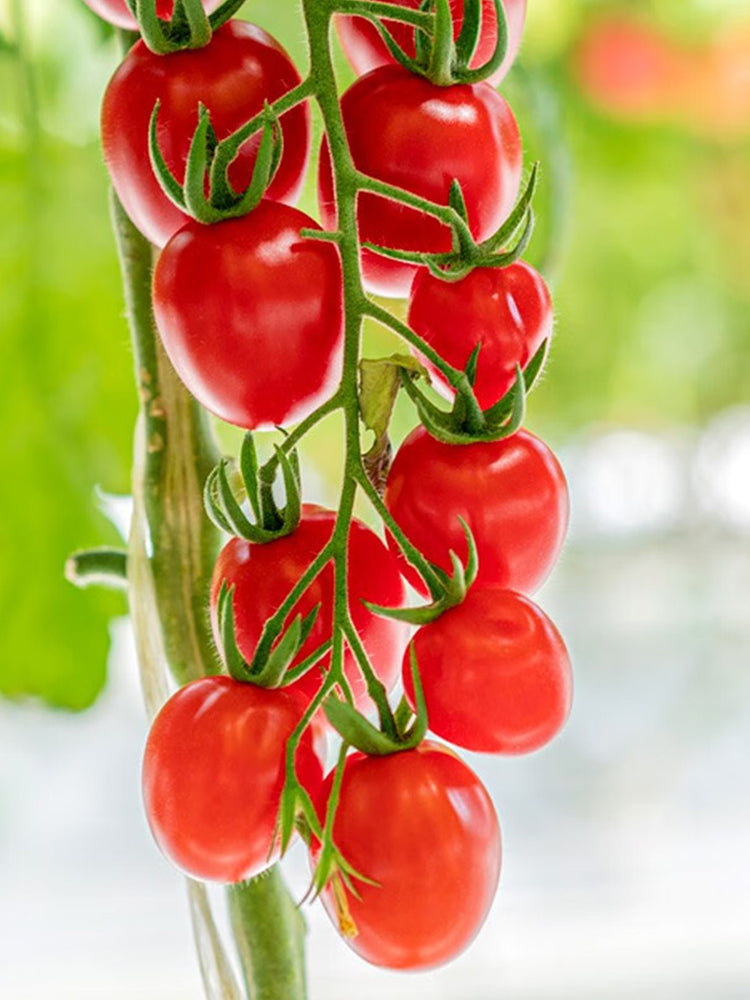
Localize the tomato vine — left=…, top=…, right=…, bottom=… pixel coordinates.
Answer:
left=73, top=0, right=572, bottom=995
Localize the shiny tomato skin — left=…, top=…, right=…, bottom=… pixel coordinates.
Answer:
left=210, top=506, right=408, bottom=712
left=404, top=587, right=572, bottom=753
left=318, top=66, right=522, bottom=298
left=384, top=426, right=569, bottom=596
left=101, top=21, right=309, bottom=247
left=409, top=261, right=552, bottom=408
left=142, top=676, right=324, bottom=883
left=81, top=0, right=221, bottom=30
left=336, top=0, right=527, bottom=87
left=152, top=202, right=344, bottom=430
left=310, top=742, right=501, bottom=969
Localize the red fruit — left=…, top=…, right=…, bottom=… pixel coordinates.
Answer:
left=318, top=65, right=522, bottom=297
left=102, top=21, right=309, bottom=246
left=384, top=426, right=569, bottom=595
left=310, top=742, right=501, bottom=969
left=405, top=587, right=572, bottom=753
left=408, top=260, right=553, bottom=408
left=142, top=676, right=324, bottom=883
left=152, top=202, right=344, bottom=431
left=210, top=506, right=408, bottom=712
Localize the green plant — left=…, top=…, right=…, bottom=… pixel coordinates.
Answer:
left=70, top=0, right=572, bottom=994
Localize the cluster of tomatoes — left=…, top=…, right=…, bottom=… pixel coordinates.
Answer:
left=90, top=0, right=572, bottom=974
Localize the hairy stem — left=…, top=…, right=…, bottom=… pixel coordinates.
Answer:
left=227, top=876, right=308, bottom=1000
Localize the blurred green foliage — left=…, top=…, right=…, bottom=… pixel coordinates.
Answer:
left=0, top=0, right=747, bottom=708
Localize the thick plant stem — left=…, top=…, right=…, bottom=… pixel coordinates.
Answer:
left=111, top=191, right=222, bottom=687
left=228, top=876, right=309, bottom=1000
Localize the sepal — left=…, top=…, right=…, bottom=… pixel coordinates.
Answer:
left=127, top=0, right=245, bottom=53
left=204, top=432, right=302, bottom=542
left=149, top=101, right=283, bottom=225
left=364, top=516, right=478, bottom=625
left=322, top=646, right=428, bottom=755
left=214, top=580, right=322, bottom=688
left=364, top=163, right=539, bottom=282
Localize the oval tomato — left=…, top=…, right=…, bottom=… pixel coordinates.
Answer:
left=408, top=260, right=552, bottom=408
left=81, top=0, right=222, bottom=30
left=142, top=676, right=324, bottom=883
left=405, top=587, right=572, bottom=753
left=101, top=21, right=309, bottom=247
left=310, top=741, right=501, bottom=969
left=336, top=0, right=527, bottom=87
left=210, top=505, right=408, bottom=711
left=152, top=201, right=344, bottom=430
left=384, top=426, right=569, bottom=595
left=318, top=65, right=522, bottom=298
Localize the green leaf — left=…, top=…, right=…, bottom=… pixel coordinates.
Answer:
left=359, top=354, right=427, bottom=441
left=0, top=137, right=135, bottom=709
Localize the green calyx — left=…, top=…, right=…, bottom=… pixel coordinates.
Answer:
left=204, top=431, right=302, bottom=543
left=364, top=163, right=539, bottom=283
left=150, top=99, right=284, bottom=225
left=366, top=516, right=478, bottom=624
left=366, top=0, right=508, bottom=86
left=322, top=645, right=428, bottom=756
left=215, top=580, right=327, bottom=688
left=403, top=336, right=550, bottom=444
left=126, top=0, right=245, bottom=54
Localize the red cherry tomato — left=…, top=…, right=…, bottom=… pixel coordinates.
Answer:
left=336, top=0, right=527, bottom=87
left=80, top=0, right=222, bottom=30
left=318, top=65, right=522, bottom=298
left=384, top=426, right=569, bottom=595
left=405, top=587, right=572, bottom=753
left=152, top=202, right=344, bottom=430
left=101, top=21, right=309, bottom=247
left=142, top=676, right=324, bottom=883
left=408, top=260, right=552, bottom=408
left=210, top=505, right=408, bottom=712
left=310, top=742, right=501, bottom=969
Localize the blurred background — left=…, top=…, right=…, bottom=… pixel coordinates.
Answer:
left=1, top=0, right=748, bottom=996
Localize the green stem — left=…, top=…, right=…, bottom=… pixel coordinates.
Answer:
left=335, top=0, right=434, bottom=31
left=111, top=191, right=222, bottom=686
left=259, top=390, right=341, bottom=482
left=353, top=464, right=445, bottom=595
left=354, top=171, right=476, bottom=248
left=363, top=299, right=464, bottom=386
left=65, top=548, right=128, bottom=591
left=227, top=876, right=308, bottom=1000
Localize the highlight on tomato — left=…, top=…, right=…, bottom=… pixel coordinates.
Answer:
left=310, top=741, right=501, bottom=969
left=408, top=260, right=553, bottom=409
left=404, top=586, right=573, bottom=753
left=336, top=0, right=527, bottom=87
left=142, top=676, right=325, bottom=883
left=152, top=201, right=344, bottom=430
left=101, top=20, right=310, bottom=247
left=80, top=0, right=223, bottom=30
left=318, top=65, right=522, bottom=298
left=384, top=425, right=569, bottom=595
left=210, top=505, right=408, bottom=711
